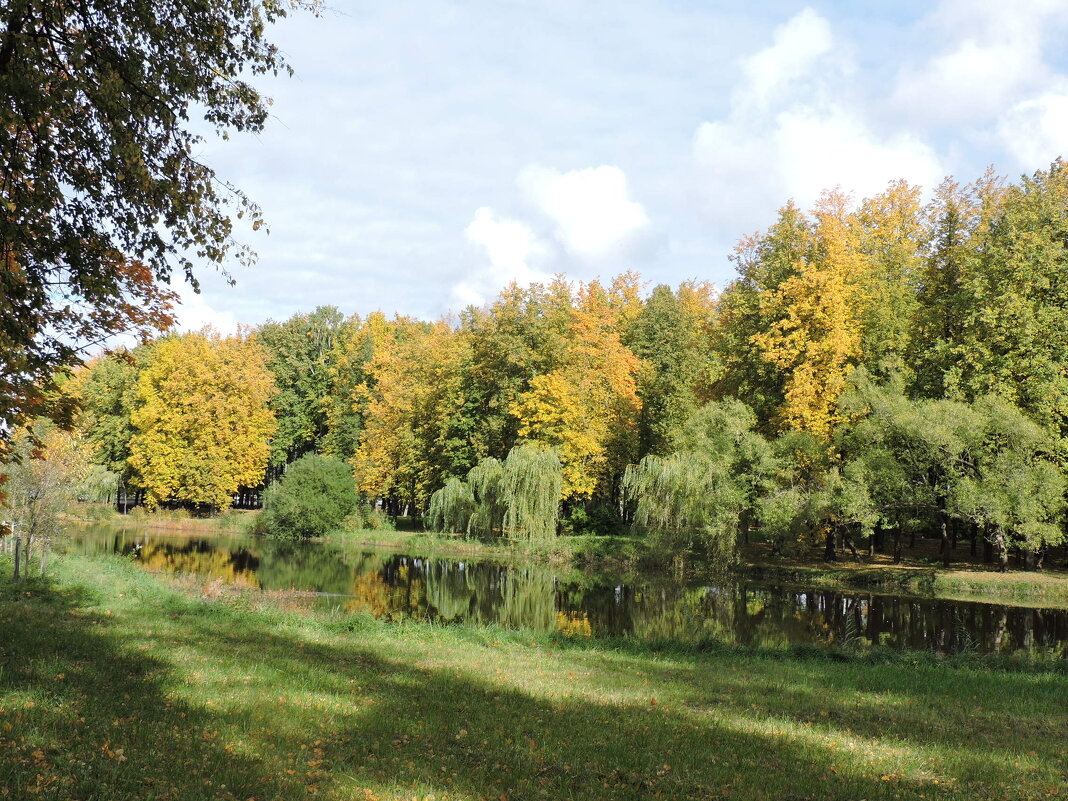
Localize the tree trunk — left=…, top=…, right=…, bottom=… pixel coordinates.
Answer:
left=939, top=511, right=951, bottom=568
left=893, top=530, right=902, bottom=564
left=824, top=528, right=836, bottom=562
left=843, top=528, right=862, bottom=563
left=994, top=530, right=1008, bottom=573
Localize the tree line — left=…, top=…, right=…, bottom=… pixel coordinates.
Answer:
left=63, top=161, right=1068, bottom=569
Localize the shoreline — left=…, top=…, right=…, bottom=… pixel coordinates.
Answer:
left=63, top=510, right=1068, bottom=607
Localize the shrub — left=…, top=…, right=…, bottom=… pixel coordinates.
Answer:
left=262, top=455, right=358, bottom=540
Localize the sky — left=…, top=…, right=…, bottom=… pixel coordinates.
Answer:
left=177, top=0, right=1068, bottom=331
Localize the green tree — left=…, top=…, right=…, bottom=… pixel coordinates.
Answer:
left=0, top=0, right=314, bottom=458
left=627, top=282, right=718, bottom=457
left=257, top=306, right=350, bottom=473
left=951, top=396, right=1066, bottom=570
left=940, top=162, right=1068, bottom=442
left=911, top=171, right=1006, bottom=400
left=428, top=444, right=562, bottom=541
left=69, top=345, right=155, bottom=503
left=623, top=400, right=774, bottom=559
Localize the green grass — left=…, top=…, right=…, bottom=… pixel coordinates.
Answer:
left=1, top=553, right=1067, bottom=801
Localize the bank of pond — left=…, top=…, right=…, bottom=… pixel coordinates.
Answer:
left=62, top=524, right=1068, bottom=659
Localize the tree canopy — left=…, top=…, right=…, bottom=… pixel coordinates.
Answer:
left=127, top=330, right=277, bottom=509
left=0, top=0, right=314, bottom=459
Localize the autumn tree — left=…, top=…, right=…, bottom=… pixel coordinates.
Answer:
left=455, top=279, right=575, bottom=463
left=753, top=191, right=870, bottom=439
left=511, top=280, right=641, bottom=500
left=711, top=203, right=809, bottom=429
left=128, top=330, right=277, bottom=510
left=3, top=422, right=94, bottom=577
left=0, top=0, right=314, bottom=457
left=353, top=317, right=467, bottom=513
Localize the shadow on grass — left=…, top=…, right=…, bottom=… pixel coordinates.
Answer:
left=3, top=565, right=1067, bottom=801
left=0, top=572, right=316, bottom=800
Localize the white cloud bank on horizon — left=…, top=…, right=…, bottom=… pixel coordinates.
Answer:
left=173, top=278, right=239, bottom=335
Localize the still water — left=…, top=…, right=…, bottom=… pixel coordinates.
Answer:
left=64, top=526, right=1068, bottom=656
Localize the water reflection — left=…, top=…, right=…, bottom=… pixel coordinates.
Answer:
left=64, top=526, right=1068, bottom=656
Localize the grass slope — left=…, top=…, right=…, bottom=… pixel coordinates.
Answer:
left=1, top=554, right=1067, bottom=801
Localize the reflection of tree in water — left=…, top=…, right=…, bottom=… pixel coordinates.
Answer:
left=135, top=541, right=261, bottom=588
left=63, top=528, right=1068, bottom=656
left=338, top=557, right=560, bottom=632
left=253, top=540, right=355, bottom=594
left=66, top=528, right=262, bottom=588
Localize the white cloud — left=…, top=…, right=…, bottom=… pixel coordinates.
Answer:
left=693, top=9, right=944, bottom=234
left=774, top=107, right=943, bottom=206
left=739, top=7, right=834, bottom=109
left=892, top=0, right=1068, bottom=125
left=174, top=280, right=239, bottom=335
left=457, top=207, right=552, bottom=307
left=998, top=84, right=1068, bottom=167
left=517, top=165, right=651, bottom=260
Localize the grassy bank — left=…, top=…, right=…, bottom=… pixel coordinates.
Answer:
left=1, top=553, right=1067, bottom=801
left=63, top=503, right=256, bottom=534
left=742, top=554, right=1068, bottom=609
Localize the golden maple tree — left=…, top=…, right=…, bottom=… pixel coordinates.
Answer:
left=128, top=330, right=277, bottom=509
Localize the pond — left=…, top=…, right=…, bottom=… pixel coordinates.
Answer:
left=63, top=525, right=1068, bottom=657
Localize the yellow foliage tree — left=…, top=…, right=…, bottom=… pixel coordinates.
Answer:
left=753, top=191, right=869, bottom=439
left=353, top=317, right=466, bottom=511
left=511, top=280, right=641, bottom=499
left=128, top=330, right=277, bottom=509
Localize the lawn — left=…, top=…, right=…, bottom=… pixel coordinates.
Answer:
left=2, top=553, right=1066, bottom=800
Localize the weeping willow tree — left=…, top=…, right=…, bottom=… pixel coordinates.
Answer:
left=468, top=457, right=506, bottom=536
left=427, top=444, right=562, bottom=540
left=622, top=400, right=774, bottom=559
left=426, top=477, right=477, bottom=534
left=502, top=444, right=562, bottom=541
